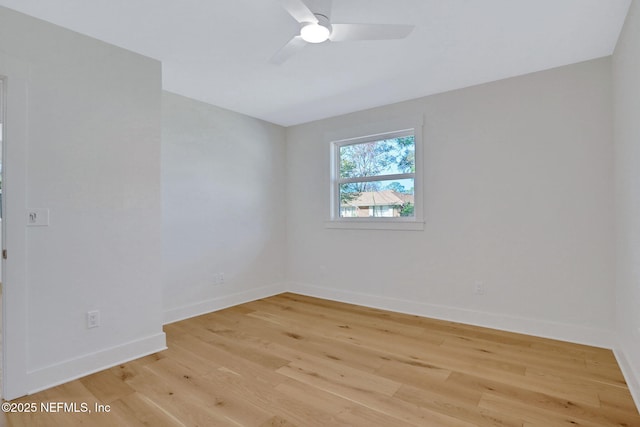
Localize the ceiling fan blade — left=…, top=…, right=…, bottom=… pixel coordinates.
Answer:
left=280, top=0, right=318, bottom=24
left=329, top=23, right=415, bottom=42
left=269, top=36, right=307, bottom=64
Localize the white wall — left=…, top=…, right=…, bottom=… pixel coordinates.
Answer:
left=162, top=92, right=286, bottom=323
left=0, top=6, right=165, bottom=398
left=613, top=0, right=640, bottom=407
left=286, top=58, right=615, bottom=347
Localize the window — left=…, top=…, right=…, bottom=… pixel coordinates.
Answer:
left=328, top=121, right=423, bottom=230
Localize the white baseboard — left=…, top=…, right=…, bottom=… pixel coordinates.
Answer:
left=163, top=283, right=287, bottom=325
left=27, top=332, right=167, bottom=395
left=613, top=346, right=640, bottom=411
left=288, top=282, right=615, bottom=349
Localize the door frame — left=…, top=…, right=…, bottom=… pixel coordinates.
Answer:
left=1, top=53, right=30, bottom=400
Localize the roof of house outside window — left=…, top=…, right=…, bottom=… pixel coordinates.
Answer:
left=342, top=190, right=414, bottom=207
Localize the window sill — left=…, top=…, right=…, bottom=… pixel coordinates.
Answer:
left=324, top=220, right=425, bottom=231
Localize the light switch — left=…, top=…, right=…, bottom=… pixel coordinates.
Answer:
left=27, top=208, right=50, bottom=226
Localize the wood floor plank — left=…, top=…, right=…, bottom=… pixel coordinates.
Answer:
left=599, top=385, right=640, bottom=413
left=276, top=359, right=478, bottom=426
left=258, top=415, right=298, bottom=427
left=107, top=392, right=188, bottom=427
left=143, top=357, right=275, bottom=426
left=124, top=369, right=240, bottom=426
left=3, top=293, right=638, bottom=426
left=108, top=352, right=167, bottom=383
left=248, top=297, right=429, bottom=339
left=273, top=378, right=411, bottom=427
left=479, top=389, right=640, bottom=427
left=170, top=318, right=291, bottom=371
left=394, top=383, right=524, bottom=427
left=278, top=356, right=402, bottom=397
left=204, top=364, right=341, bottom=427
left=195, top=305, right=394, bottom=374
left=442, top=334, right=626, bottom=388
left=79, top=369, right=135, bottom=404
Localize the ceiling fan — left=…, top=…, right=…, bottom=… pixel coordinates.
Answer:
left=270, top=0, right=415, bottom=64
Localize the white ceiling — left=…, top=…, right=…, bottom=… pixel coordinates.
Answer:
left=0, top=0, right=631, bottom=126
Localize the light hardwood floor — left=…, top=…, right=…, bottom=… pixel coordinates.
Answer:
left=2, top=293, right=639, bottom=426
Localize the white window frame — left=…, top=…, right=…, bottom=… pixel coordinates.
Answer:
left=326, top=116, right=424, bottom=230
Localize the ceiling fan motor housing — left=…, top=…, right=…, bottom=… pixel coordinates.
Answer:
left=300, top=13, right=332, bottom=43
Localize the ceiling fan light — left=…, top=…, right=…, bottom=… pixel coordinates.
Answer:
left=300, top=23, right=330, bottom=43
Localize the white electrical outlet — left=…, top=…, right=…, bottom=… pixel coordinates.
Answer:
left=474, top=282, right=485, bottom=295
left=213, top=273, right=225, bottom=286
left=319, top=265, right=327, bottom=277
left=87, top=310, right=100, bottom=329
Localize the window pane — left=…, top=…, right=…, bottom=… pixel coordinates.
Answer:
left=339, top=135, right=415, bottom=179
left=340, top=178, right=415, bottom=218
